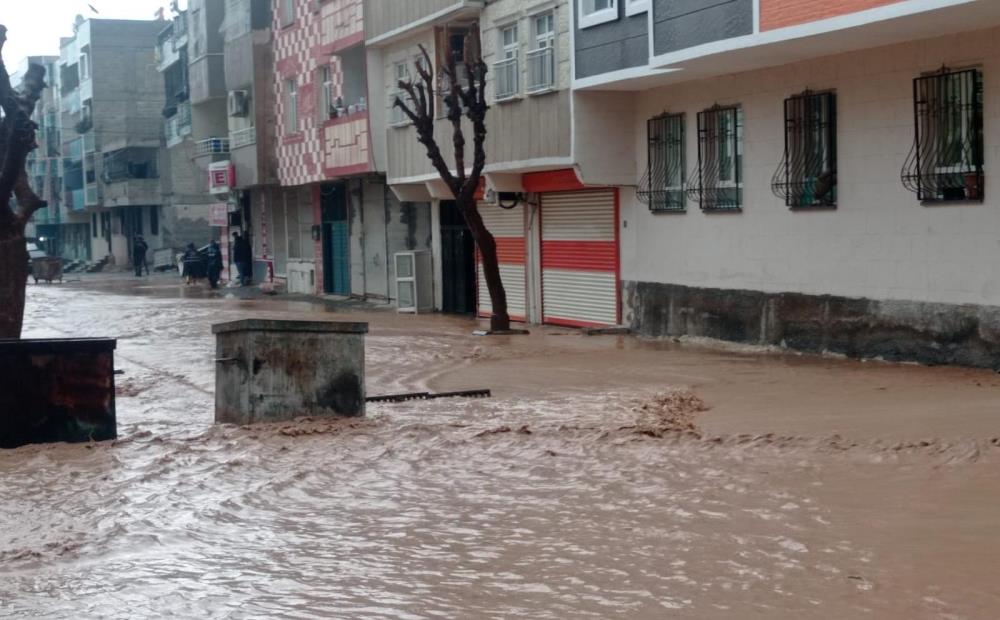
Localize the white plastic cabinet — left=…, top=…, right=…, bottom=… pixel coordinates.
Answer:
left=395, top=251, right=433, bottom=313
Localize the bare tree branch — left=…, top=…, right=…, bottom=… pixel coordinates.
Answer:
left=395, top=29, right=510, bottom=331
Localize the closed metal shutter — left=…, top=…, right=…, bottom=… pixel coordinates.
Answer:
left=476, top=202, right=526, bottom=321
left=541, top=189, right=618, bottom=327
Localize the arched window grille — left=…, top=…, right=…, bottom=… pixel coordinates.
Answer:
left=901, top=67, right=984, bottom=203
left=686, top=105, right=742, bottom=211
left=637, top=112, right=685, bottom=212
left=771, top=91, right=837, bottom=208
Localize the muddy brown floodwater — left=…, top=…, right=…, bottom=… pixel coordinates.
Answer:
left=3, top=278, right=1000, bottom=619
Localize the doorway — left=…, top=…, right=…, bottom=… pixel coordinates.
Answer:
left=321, top=183, right=350, bottom=295
left=439, top=200, right=475, bottom=315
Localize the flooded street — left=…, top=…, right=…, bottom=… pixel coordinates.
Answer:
left=3, top=278, right=1000, bottom=619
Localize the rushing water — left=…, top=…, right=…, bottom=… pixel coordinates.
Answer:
left=2, top=280, right=999, bottom=619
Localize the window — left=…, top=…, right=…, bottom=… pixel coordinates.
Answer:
left=494, top=23, right=519, bottom=100
left=285, top=79, right=298, bottom=133
left=321, top=65, right=334, bottom=120
left=390, top=61, right=410, bottom=126
left=527, top=12, right=555, bottom=93
left=771, top=91, right=837, bottom=208
left=280, top=0, right=295, bottom=26
left=579, top=0, right=617, bottom=29
left=440, top=28, right=469, bottom=95
left=686, top=105, right=743, bottom=211
left=639, top=113, right=685, bottom=212
left=92, top=213, right=97, bottom=238
left=625, top=0, right=649, bottom=16
left=149, top=206, right=159, bottom=236
left=79, top=52, right=90, bottom=81
left=902, top=67, right=983, bottom=202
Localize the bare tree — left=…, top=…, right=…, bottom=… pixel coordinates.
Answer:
left=0, top=25, right=48, bottom=338
left=392, top=31, right=510, bottom=333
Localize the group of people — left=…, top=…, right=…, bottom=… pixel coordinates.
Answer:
left=133, top=231, right=254, bottom=291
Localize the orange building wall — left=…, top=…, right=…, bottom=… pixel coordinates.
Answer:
left=761, top=0, right=906, bottom=31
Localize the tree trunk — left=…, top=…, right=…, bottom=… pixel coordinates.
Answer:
left=0, top=225, right=28, bottom=339
left=459, top=199, right=510, bottom=332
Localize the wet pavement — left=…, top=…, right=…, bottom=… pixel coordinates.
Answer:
left=2, top=275, right=1000, bottom=619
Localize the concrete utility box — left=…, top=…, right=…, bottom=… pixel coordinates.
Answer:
left=0, top=338, right=117, bottom=449
left=212, top=319, right=368, bottom=424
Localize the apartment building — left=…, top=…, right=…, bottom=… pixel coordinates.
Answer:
left=155, top=2, right=224, bottom=260
left=267, top=0, right=421, bottom=299
left=571, top=0, right=1000, bottom=365
left=366, top=0, right=595, bottom=323
left=13, top=56, right=62, bottom=257
left=222, top=0, right=280, bottom=281
left=57, top=17, right=166, bottom=267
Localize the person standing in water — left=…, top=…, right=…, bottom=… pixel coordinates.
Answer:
left=132, top=235, right=149, bottom=277
left=206, top=240, right=224, bottom=290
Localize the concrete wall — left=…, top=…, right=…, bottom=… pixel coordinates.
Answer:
left=573, top=0, right=649, bottom=79
left=651, top=0, right=753, bottom=57
left=90, top=21, right=165, bottom=150
left=622, top=27, right=1000, bottom=345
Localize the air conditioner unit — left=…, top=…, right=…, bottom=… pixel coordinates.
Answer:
left=227, top=90, right=249, bottom=117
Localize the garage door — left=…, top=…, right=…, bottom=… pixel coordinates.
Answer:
left=541, top=189, right=618, bottom=327
left=476, top=202, right=526, bottom=321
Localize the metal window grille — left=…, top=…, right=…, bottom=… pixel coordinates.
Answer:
left=526, top=46, right=554, bottom=92
left=686, top=105, right=742, bottom=211
left=494, top=55, right=519, bottom=100
left=901, top=68, right=984, bottom=202
left=638, top=113, right=685, bottom=212
left=771, top=91, right=837, bottom=208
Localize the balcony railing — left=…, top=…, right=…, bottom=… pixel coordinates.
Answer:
left=83, top=131, right=96, bottom=154
left=194, top=137, right=230, bottom=157
left=85, top=184, right=99, bottom=206
left=61, top=89, right=81, bottom=115
left=68, top=188, right=85, bottom=211
left=230, top=126, right=256, bottom=149
left=493, top=56, right=519, bottom=101
left=389, top=93, right=408, bottom=126
left=526, top=47, right=555, bottom=93
left=65, top=137, right=84, bottom=162
left=164, top=102, right=192, bottom=147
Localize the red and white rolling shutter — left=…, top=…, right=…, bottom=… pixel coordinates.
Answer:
left=477, top=202, right=526, bottom=321
left=541, top=190, right=618, bottom=327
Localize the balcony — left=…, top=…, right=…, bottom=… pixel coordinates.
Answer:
left=195, top=137, right=230, bottom=157
left=230, top=126, right=256, bottom=150
left=61, top=89, right=81, bottom=115
left=65, top=137, right=84, bottom=162
left=188, top=54, right=226, bottom=104
left=85, top=183, right=100, bottom=207
left=67, top=188, right=86, bottom=211
left=164, top=102, right=193, bottom=147
left=526, top=47, right=555, bottom=93
left=83, top=131, right=97, bottom=154
left=156, top=14, right=188, bottom=72
left=493, top=56, right=519, bottom=101
left=102, top=178, right=160, bottom=207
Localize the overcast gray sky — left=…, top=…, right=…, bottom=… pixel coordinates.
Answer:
left=3, top=0, right=188, bottom=68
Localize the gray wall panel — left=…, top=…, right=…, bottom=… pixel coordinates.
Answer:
left=652, top=0, right=752, bottom=56
left=573, top=0, right=649, bottom=79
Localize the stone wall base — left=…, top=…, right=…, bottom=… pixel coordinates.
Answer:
left=623, top=281, right=1000, bottom=368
